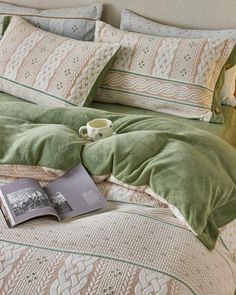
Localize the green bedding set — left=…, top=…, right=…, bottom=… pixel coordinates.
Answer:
left=0, top=12, right=235, bottom=252
left=0, top=100, right=235, bottom=250
left=0, top=10, right=236, bottom=295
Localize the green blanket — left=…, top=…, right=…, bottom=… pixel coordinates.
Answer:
left=0, top=101, right=236, bottom=250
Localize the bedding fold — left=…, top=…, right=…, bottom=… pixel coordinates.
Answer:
left=0, top=102, right=236, bottom=249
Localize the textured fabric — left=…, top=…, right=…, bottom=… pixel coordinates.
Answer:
left=220, top=219, right=236, bottom=257
left=0, top=89, right=235, bottom=148
left=92, top=102, right=236, bottom=148
left=0, top=102, right=236, bottom=249
left=3, top=0, right=236, bottom=30
left=120, top=9, right=236, bottom=107
left=94, top=21, right=235, bottom=123
left=120, top=9, right=236, bottom=39
left=0, top=2, right=103, bottom=41
left=0, top=17, right=120, bottom=107
left=0, top=172, right=235, bottom=295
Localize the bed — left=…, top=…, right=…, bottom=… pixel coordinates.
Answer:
left=0, top=1, right=236, bottom=295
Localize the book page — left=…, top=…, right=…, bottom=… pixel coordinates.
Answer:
left=0, top=179, right=59, bottom=226
left=44, top=164, right=107, bottom=220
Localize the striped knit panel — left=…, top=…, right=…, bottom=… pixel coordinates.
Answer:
left=0, top=17, right=120, bottom=107
left=95, top=21, right=235, bottom=122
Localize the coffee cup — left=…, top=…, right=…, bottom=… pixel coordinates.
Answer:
left=79, top=118, right=113, bottom=141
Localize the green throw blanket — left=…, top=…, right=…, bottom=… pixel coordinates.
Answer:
left=0, top=101, right=236, bottom=250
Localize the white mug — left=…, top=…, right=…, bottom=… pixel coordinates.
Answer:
left=79, top=118, right=113, bottom=141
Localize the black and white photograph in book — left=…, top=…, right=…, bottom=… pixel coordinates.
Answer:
left=49, top=192, right=73, bottom=216
left=7, top=188, right=51, bottom=216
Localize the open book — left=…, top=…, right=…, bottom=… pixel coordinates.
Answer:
left=0, top=164, right=107, bottom=227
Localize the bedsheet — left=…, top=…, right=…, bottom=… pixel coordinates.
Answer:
left=0, top=91, right=235, bottom=148
left=92, top=102, right=236, bottom=148
left=0, top=174, right=235, bottom=295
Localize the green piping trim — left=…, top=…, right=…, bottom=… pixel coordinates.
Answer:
left=108, top=68, right=214, bottom=92
left=215, top=247, right=236, bottom=284
left=107, top=199, right=154, bottom=208
left=0, top=76, right=76, bottom=106
left=218, top=236, right=230, bottom=252
left=89, top=203, right=188, bottom=232
left=0, top=238, right=197, bottom=295
left=100, top=86, right=211, bottom=110
left=214, top=237, right=236, bottom=285
left=116, top=210, right=188, bottom=231
left=105, top=205, right=235, bottom=278
left=0, top=14, right=98, bottom=21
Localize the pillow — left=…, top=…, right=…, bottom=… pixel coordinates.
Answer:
left=0, top=2, right=103, bottom=41
left=94, top=21, right=236, bottom=123
left=120, top=9, right=236, bottom=107
left=0, top=17, right=120, bottom=107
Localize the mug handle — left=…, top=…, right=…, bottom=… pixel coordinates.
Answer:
left=79, top=126, right=89, bottom=140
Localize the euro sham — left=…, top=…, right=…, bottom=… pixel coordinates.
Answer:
left=120, top=9, right=236, bottom=107
left=0, top=17, right=120, bottom=107
left=95, top=21, right=235, bottom=123
left=0, top=2, right=103, bottom=41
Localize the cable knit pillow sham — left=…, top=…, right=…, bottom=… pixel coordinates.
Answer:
left=120, top=9, right=236, bottom=107
left=94, top=21, right=235, bottom=123
left=0, top=2, right=103, bottom=41
left=0, top=17, right=120, bottom=107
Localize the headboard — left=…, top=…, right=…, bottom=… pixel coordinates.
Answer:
left=2, top=0, right=236, bottom=29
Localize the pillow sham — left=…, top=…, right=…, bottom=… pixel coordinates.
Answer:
left=120, top=9, right=236, bottom=107
left=94, top=21, right=235, bottom=123
left=0, top=2, right=103, bottom=41
left=0, top=17, right=120, bottom=107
